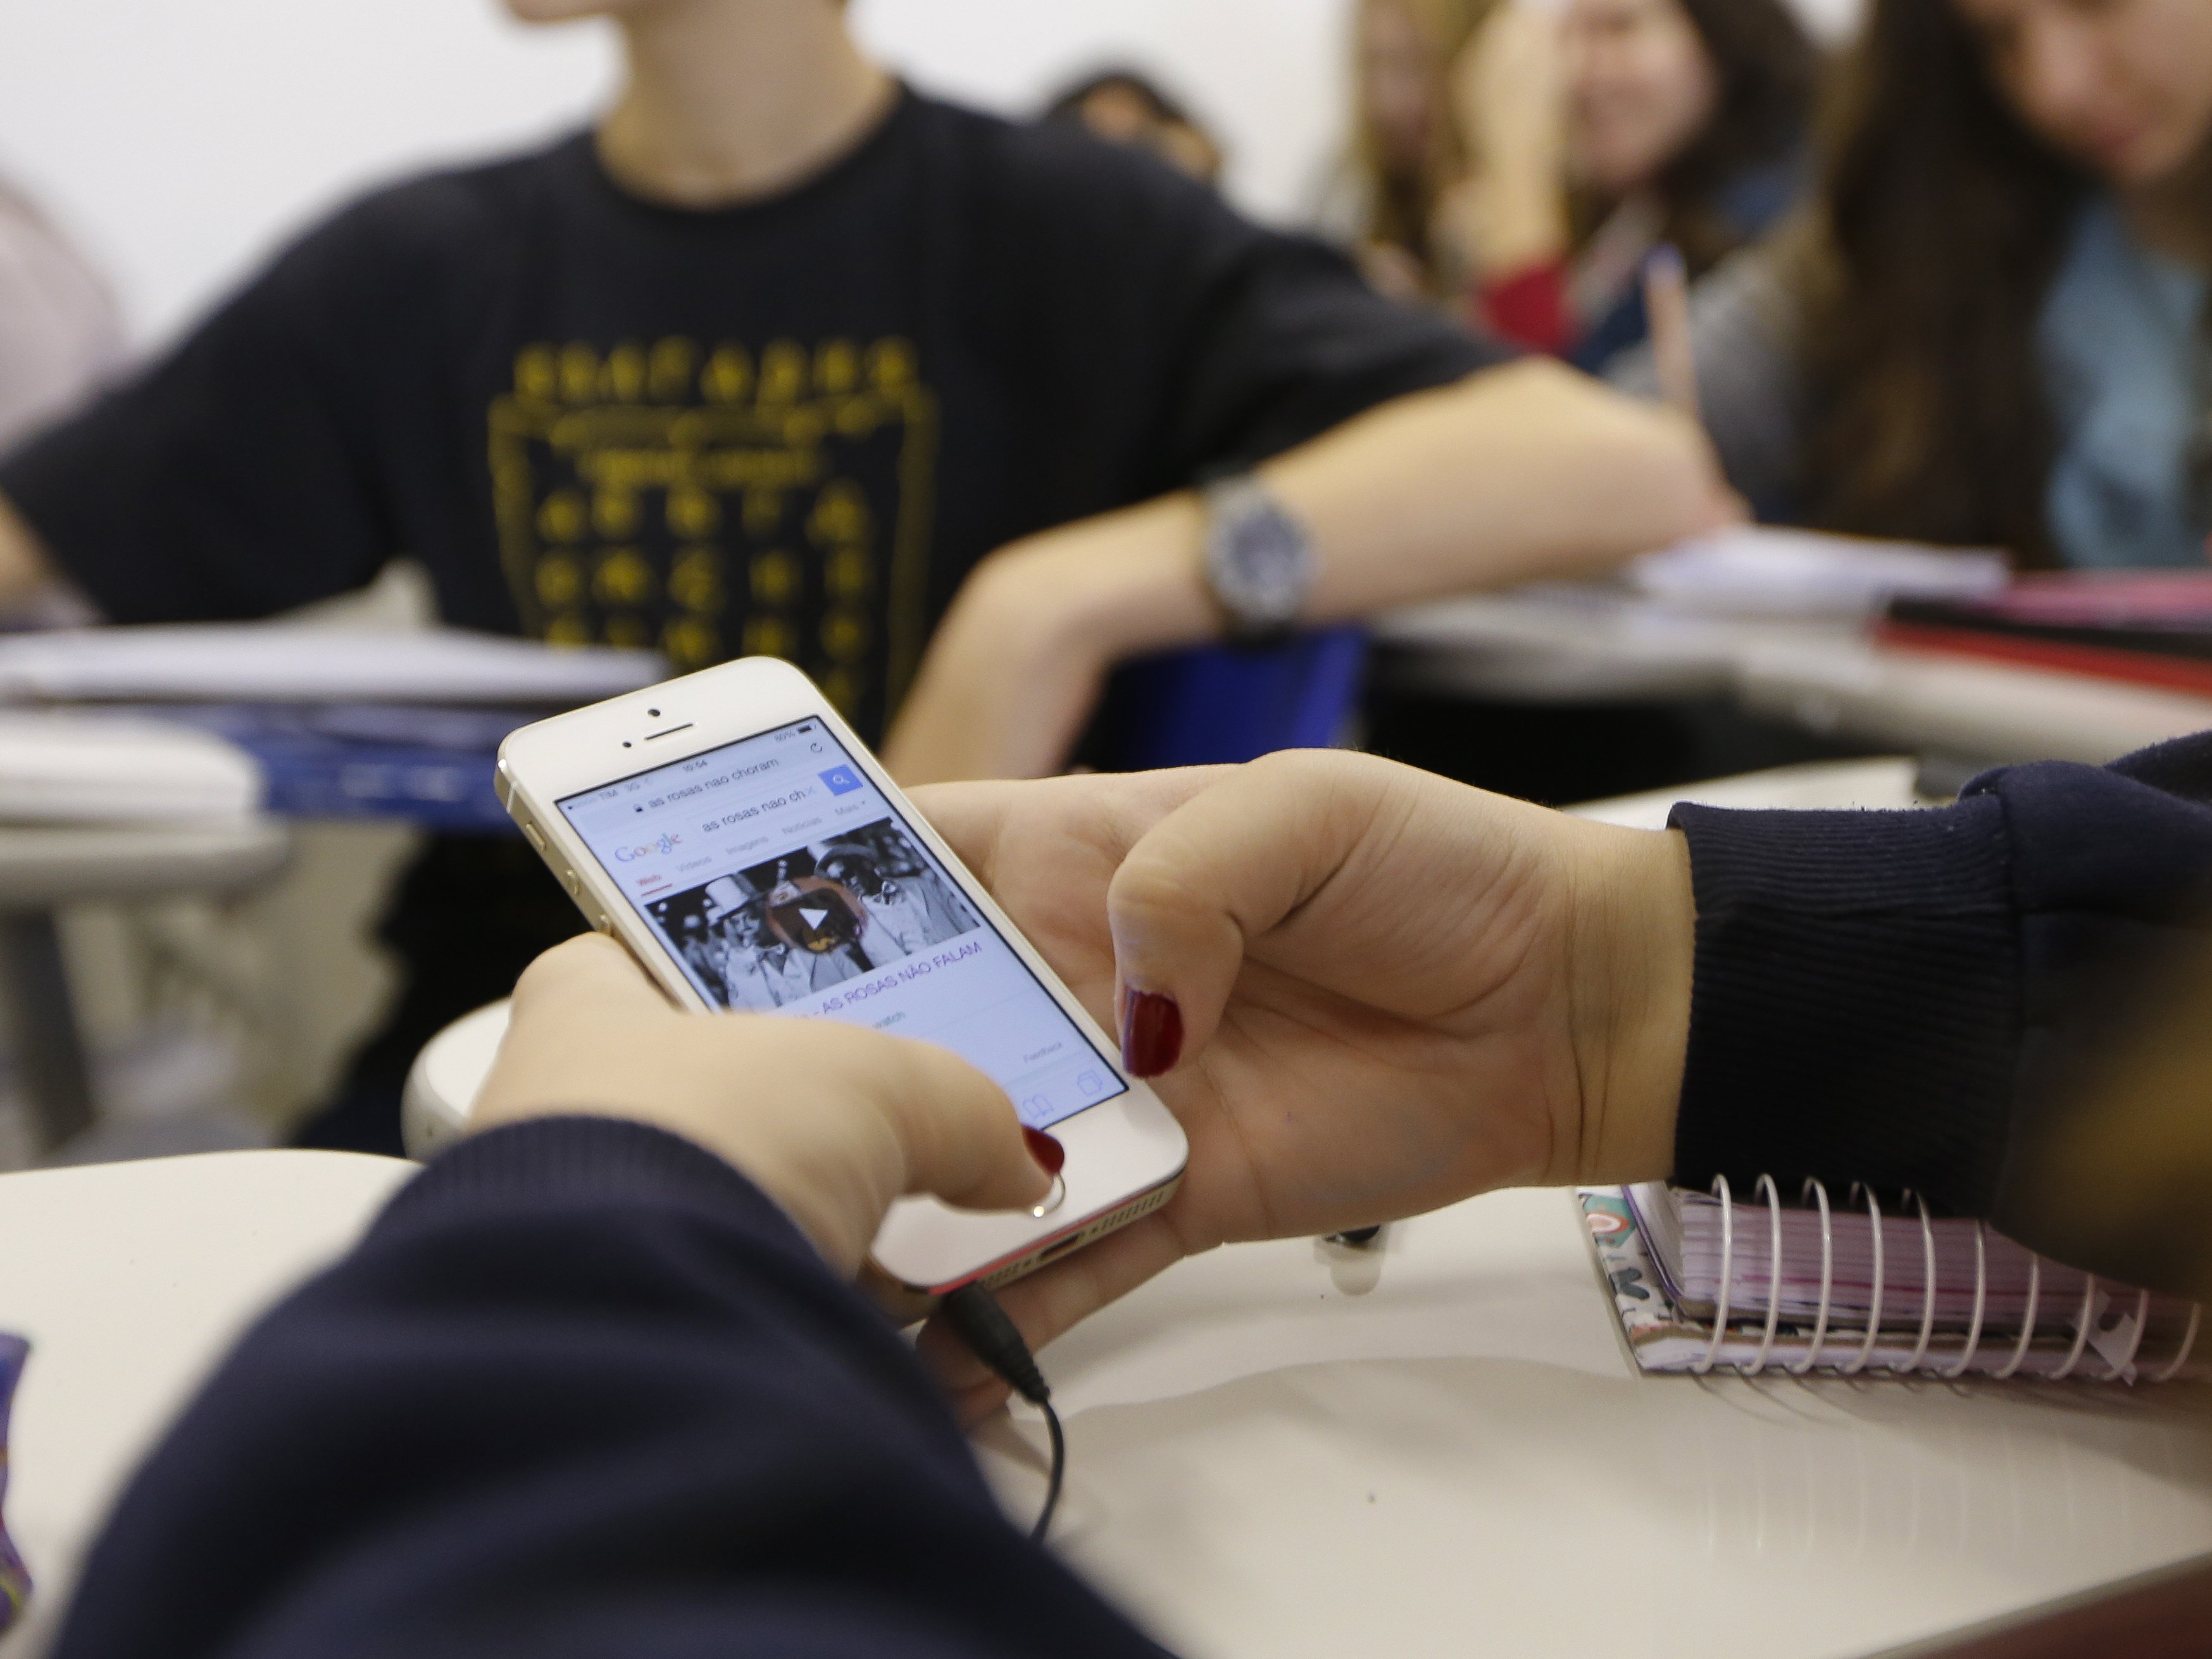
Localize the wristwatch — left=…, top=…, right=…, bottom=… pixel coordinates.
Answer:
left=1201, top=474, right=1315, bottom=646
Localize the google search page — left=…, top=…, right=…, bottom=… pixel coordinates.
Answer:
left=558, top=717, right=1125, bottom=1132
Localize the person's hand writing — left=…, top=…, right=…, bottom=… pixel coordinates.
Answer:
left=913, top=751, right=1694, bottom=1417
left=474, top=933, right=1051, bottom=1276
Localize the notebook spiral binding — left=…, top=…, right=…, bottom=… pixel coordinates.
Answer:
left=1691, top=1174, right=2203, bottom=1382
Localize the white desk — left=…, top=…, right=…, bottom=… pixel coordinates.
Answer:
left=993, top=1189, right=2212, bottom=1659
left=0, top=1151, right=2206, bottom=1659
left=1375, top=589, right=2212, bottom=768
left=1735, top=635, right=2212, bottom=769
left=1375, top=587, right=1847, bottom=704
left=0, top=1151, right=411, bottom=1656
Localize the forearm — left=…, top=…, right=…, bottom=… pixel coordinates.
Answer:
left=1440, top=171, right=1570, bottom=287
left=955, top=361, right=1723, bottom=666
left=886, top=360, right=1723, bottom=784
left=58, top=1120, right=1154, bottom=1659
left=1276, top=360, right=1727, bottom=613
left=1442, top=4, right=1571, bottom=285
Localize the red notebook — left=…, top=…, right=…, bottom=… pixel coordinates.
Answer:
left=1881, top=572, right=2212, bottom=697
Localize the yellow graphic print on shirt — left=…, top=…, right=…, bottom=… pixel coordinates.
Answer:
left=490, top=335, right=938, bottom=725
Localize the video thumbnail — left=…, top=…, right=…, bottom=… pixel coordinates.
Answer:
left=646, top=817, right=981, bottom=1010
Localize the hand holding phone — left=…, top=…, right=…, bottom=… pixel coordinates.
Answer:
left=477, top=933, right=1056, bottom=1274
left=496, top=658, right=1187, bottom=1294
left=910, top=751, right=1694, bottom=1415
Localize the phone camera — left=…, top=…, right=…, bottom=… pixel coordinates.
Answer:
left=647, top=708, right=661, bottom=718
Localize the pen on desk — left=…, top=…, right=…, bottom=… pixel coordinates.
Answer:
left=1643, top=242, right=1701, bottom=426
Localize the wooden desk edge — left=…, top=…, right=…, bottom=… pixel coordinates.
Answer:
left=1878, top=1549, right=2212, bottom=1658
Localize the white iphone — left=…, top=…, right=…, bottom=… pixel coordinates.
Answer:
left=496, top=656, right=1187, bottom=1294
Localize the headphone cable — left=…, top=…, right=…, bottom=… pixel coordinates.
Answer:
left=939, top=1284, right=1065, bottom=1542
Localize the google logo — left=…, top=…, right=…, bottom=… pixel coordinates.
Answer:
left=613, top=832, right=683, bottom=862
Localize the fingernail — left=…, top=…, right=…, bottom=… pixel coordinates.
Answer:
left=1120, top=991, right=1183, bottom=1078
left=1022, top=1126, right=1065, bottom=1177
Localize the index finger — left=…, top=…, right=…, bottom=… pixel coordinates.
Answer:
left=1106, top=750, right=1405, bottom=1071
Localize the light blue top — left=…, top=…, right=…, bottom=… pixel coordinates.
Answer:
left=2038, top=197, right=2209, bottom=569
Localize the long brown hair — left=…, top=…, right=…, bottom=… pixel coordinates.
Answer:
left=1798, top=0, right=2087, bottom=565
left=1637, top=0, right=1820, bottom=273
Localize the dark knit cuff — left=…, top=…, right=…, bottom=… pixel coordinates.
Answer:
left=373, top=1116, right=813, bottom=1257
left=1668, top=798, right=2022, bottom=1215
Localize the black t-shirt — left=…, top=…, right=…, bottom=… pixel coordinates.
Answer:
left=3, top=88, right=1498, bottom=744
left=6, top=91, right=1503, bottom=1149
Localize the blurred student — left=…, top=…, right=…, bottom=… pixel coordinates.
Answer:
left=1311, top=0, right=1818, bottom=366
left=0, top=0, right=1728, bottom=1152
left=1611, top=0, right=2212, bottom=565
left=1459, top=0, right=1818, bottom=366
left=1042, top=68, right=1224, bottom=185
left=50, top=729, right=2212, bottom=1657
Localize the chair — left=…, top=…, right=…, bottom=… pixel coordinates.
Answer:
left=0, top=715, right=287, bottom=1153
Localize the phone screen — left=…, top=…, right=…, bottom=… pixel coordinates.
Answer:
left=556, top=718, right=1128, bottom=1132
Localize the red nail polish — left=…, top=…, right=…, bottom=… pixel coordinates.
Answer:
left=1022, top=1126, right=1066, bottom=1176
left=1121, top=991, right=1183, bottom=1077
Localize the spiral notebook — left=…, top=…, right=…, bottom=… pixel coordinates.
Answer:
left=1581, top=1180, right=2205, bottom=1382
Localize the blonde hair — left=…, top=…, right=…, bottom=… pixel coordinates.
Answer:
left=1350, top=0, right=1504, bottom=289
left=1387, top=0, right=1499, bottom=68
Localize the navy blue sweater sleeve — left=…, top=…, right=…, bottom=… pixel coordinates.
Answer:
left=53, top=1118, right=1167, bottom=1659
left=1668, top=732, right=2212, bottom=1228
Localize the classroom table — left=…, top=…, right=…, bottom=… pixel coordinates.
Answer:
left=3, top=1148, right=2208, bottom=1659
left=1373, top=588, right=2212, bottom=774
left=0, top=819, right=288, bottom=1152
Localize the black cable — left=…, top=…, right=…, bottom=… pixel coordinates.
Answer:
left=1034, top=1397, right=1066, bottom=1541
left=939, top=1284, right=1065, bottom=1542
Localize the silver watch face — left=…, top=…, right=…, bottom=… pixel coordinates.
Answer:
left=1209, top=482, right=1313, bottom=634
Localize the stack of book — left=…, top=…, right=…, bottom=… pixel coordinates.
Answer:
left=0, top=626, right=664, bottom=830
left=1880, top=572, right=2212, bottom=698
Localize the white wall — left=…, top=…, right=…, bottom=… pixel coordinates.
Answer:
left=856, top=0, right=1350, bottom=225
left=0, top=0, right=1858, bottom=353
left=0, top=3, right=616, bottom=350
left=0, top=1, right=1355, bottom=353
